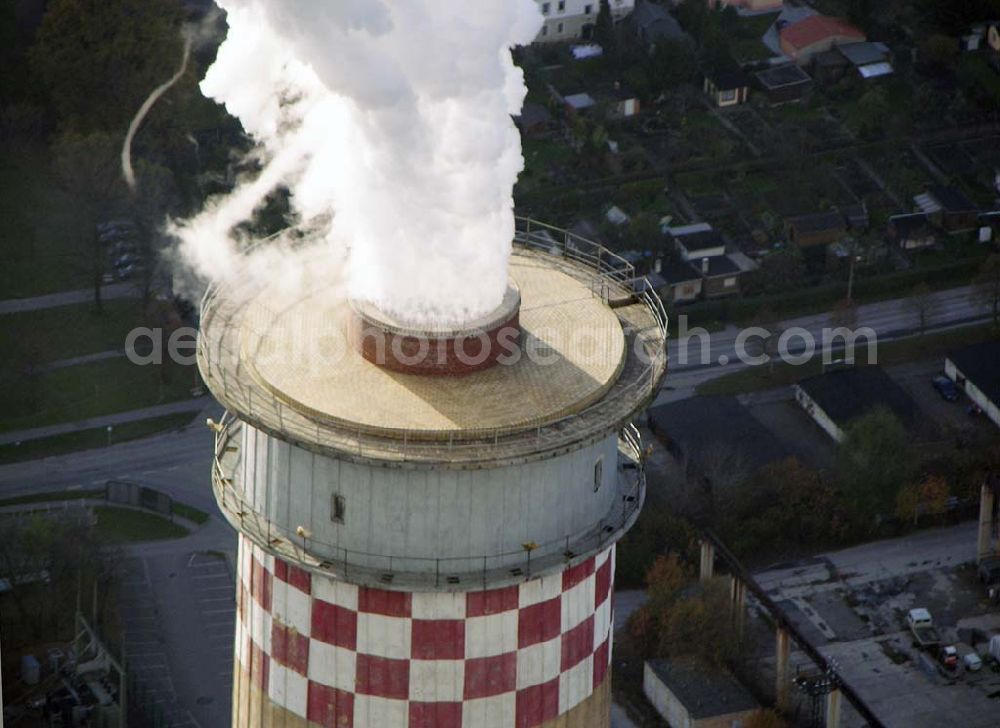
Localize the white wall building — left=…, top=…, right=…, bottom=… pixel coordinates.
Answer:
left=534, top=0, right=635, bottom=42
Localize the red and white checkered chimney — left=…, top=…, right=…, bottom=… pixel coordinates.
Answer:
left=199, top=220, right=667, bottom=727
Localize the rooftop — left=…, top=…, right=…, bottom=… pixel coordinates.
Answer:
left=648, top=395, right=791, bottom=472
left=630, top=0, right=689, bottom=42
left=660, top=259, right=701, bottom=284
left=754, top=63, right=812, bottom=89
left=796, top=366, right=917, bottom=429
left=706, top=66, right=750, bottom=90
left=888, top=213, right=935, bottom=237
left=702, top=255, right=742, bottom=277
left=198, top=219, right=668, bottom=467
left=837, top=41, right=890, bottom=67
left=929, top=184, right=978, bottom=213
left=787, top=210, right=847, bottom=235
left=948, top=341, right=1000, bottom=404
left=779, top=15, right=865, bottom=51
left=646, top=659, right=759, bottom=719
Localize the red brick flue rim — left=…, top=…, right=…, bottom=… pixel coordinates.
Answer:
left=348, top=285, right=522, bottom=376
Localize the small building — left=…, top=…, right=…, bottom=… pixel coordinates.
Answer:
left=779, top=15, right=866, bottom=64
left=700, top=254, right=742, bottom=298
left=840, top=202, right=870, bottom=231
left=945, top=341, right=1000, bottom=429
left=670, top=223, right=727, bottom=261
left=704, top=67, right=751, bottom=107
left=563, top=91, right=597, bottom=114
left=753, top=63, right=813, bottom=104
left=660, top=259, right=703, bottom=304
left=515, top=102, right=556, bottom=138
left=644, top=659, right=761, bottom=728
left=786, top=211, right=847, bottom=249
left=914, top=185, right=980, bottom=233
left=794, top=366, right=918, bottom=443
left=627, top=0, right=691, bottom=51
left=887, top=213, right=938, bottom=250
left=605, top=82, right=641, bottom=117
left=812, top=48, right=851, bottom=84
left=837, top=41, right=894, bottom=79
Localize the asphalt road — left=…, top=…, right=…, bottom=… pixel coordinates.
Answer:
left=659, top=284, right=991, bottom=403
left=0, top=403, right=237, bottom=728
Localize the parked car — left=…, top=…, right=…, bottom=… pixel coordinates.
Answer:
left=932, top=375, right=959, bottom=401
left=907, top=608, right=942, bottom=648
left=938, top=644, right=959, bottom=670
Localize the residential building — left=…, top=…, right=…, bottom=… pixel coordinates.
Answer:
left=837, top=41, right=894, bottom=78
left=514, top=102, right=556, bottom=138
left=785, top=211, right=847, bottom=249
left=945, top=342, right=1000, bottom=429
left=534, top=0, right=634, bottom=42
left=670, top=223, right=727, bottom=261
left=644, top=659, right=761, bottom=728
left=887, top=213, right=938, bottom=250
left=753, top=63, right=813, bottom=104
left=779, top=15, right=866, bottom=64
left=626, top=0, right=691, bottom=51
left=841, top=202, right=870, bottom=231
left=660, top=259, right=703, bottom=303
left=914, top=185, right=980, bottom=233
left=699, top=255, right=742, bottom=298
left=704, top=67, right=751, bottom=107
left=794, top=366, right=918, bottom=443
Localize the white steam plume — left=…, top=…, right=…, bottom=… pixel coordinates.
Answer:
left=173, top=0, right=542, bottom=325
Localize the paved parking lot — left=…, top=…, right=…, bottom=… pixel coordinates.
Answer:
left=117, top=550, right=235, bottom=728
left=117, top=558, right=200, bottom=728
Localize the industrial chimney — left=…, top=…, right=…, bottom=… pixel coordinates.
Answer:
left=198, top=219, right=667, bottom=727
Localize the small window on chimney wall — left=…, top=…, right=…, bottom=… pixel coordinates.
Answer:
left=332, top=494, right=346, bottom=524
left=594, top=458, right=603, bottom=492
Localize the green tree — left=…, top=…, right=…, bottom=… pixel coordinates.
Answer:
left=896, top=474, right=950, bottom=525
left=746, top=709, right=792, bottom=728
left=594, top=0, right=617, bottom=62
left=646, top=39, right=697, bottom=93
left=837, top=407, right=912, bottom=519
left=903, top=282, right=939, bottom=336
left=849, top=87, right=890, bottom=139
left=53, top=131, right=130, bottom=312
left=30, top=0, right=185, bottom=133
left=972, top=254, right=1000, bottom=328
left=657, top=578, right=742, bottom=665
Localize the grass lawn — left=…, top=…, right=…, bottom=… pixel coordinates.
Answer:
left=93, top=506, right=189, bottom=542
left=172, top=501, right=211, bottom=525
left=0, top=144, right=92, bottom=298
left=0, top=357, right=198, bottom=433
left=697, top=323, right=1000, bottom=396
left=0, top=412, right=197, bottom=464
left=0, top=300, right=147, bottom=364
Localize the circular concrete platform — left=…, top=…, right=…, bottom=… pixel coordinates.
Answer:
left=241, top=252, right=626, bottom=439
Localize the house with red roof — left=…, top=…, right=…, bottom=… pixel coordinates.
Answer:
left=779, top=15, right=865, bottom=64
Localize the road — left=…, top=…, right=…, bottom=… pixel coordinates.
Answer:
left=659, top=284, right=990, bottom=403
left=0, top=282, right=137, bottom=314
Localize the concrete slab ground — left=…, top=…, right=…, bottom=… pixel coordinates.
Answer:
left=756, top=523, right=1000, bottom=728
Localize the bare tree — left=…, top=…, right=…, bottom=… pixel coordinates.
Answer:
left=902, top=283, right=939, bottom=337
left=972, top=253, right=1000, bottom=329
left=830, top=297, right=859, bottom=330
